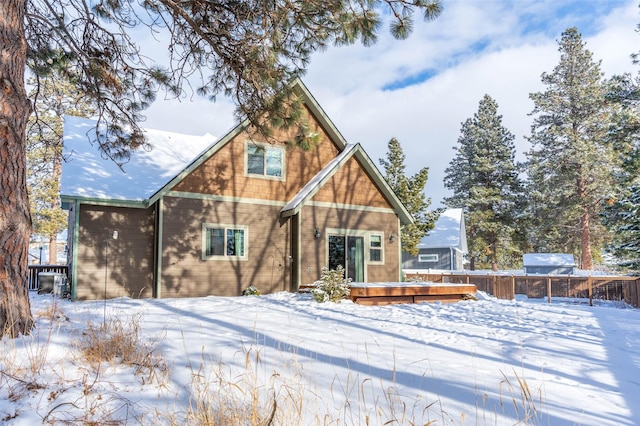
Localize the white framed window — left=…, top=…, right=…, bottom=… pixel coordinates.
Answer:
left=202, top=224, right=248, bottom=260
left=246, top=142, right=284, bottom=178
left=369, top=234, right=384, bottom=263
left=418, top=254, right=438, bottom=262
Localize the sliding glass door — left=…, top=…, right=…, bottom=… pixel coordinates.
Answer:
left=328, top=234, right=364, bottom=282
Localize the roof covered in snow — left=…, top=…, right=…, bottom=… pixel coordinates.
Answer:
left=417, top=208, right=467, bottom=251
left=523, top=253, right=576, bottom=267
left=61, top=115, right=216, bottom=202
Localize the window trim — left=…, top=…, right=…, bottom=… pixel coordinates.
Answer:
left=245, top=141, right=285, bottom=180
left=418, top=253, right=439, bottom=263
left=368, top=233, right=384, bottom=264
left=202, top=223, right=248, bottom=261
left=324, top=228, right=385, bottom=269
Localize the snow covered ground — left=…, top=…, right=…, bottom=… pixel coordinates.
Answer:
left=1, top=291, right=639, bottom=425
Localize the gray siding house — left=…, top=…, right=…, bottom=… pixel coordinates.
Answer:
left=402, top=208, right=468, bottom=271
left=523, top=253, right=576, bottom=275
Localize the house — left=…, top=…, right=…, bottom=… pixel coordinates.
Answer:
left=402, top=208, right=468, bottom=271
left=522, top=253, right=576, bottom=275
left=60, top=79, right=413, bottom=300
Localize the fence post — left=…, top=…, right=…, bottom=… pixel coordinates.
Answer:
left=511, top=274, right=515, bottom=300
left=547, top=275, right=551, bottom=304
left=588, top=276, right=593, bottom=306
left=493, top=274, right=497, bottom=297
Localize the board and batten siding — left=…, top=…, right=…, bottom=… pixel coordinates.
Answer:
left=159, top=196, right=290, bottom=298
left=75, top=205, right=155, bottom=300
left=299, top=205, right=400, bottom=285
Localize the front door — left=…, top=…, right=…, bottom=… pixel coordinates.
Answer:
left=328, top=234, right=365, bottom=282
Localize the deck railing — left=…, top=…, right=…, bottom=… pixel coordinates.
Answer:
left=404, top=272, right=640, bottom=308
left=27, top=265, right=69, bottom=291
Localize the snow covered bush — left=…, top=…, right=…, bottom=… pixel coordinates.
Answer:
left=311, top=266, right=351, bottom=303
left=242, top=285, right=261, bottom=296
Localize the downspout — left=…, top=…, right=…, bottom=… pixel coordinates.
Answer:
left=397, top=218, right=402, bottom=281
left=295, top=212, right=301, bottom=291
left=70, top=199, right=80, bottom=300
left=154, top=198, right=164, bottom=298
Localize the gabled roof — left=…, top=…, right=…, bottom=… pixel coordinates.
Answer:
left=280, top=143, right=413, bottom=225
left=61, top=79, right=349, bottom=207
left=61, top=115, right=216, bottom=205
left=417, top=208, right=467, bottom=251
left=523, top=253, right=576, bottom=267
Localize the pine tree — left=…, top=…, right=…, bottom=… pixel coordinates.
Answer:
left=379, top=138, right=437, bottom=255
left=602, top=30, right=640, bottom=271
left=444, top=94, right=523, bottom=271
left=27, top=70, right=96, bottom=265
left=1, top=0, right=442, bottom=337
left=525, top=27, right=616, bottom=270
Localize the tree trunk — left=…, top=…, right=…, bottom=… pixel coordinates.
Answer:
left=48, top=235, right=57, bottom=265
left=580, top=211, right=593, bottom=270
left=577, top=173, right=593, bottom=270
left=48, top=155, right=62, bottom=265
left=0, top=0, right=34, bottom=338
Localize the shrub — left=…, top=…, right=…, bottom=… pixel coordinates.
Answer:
left=242, top=285, right=261, bottom=296
left=311, top=266, right=351, bottom=303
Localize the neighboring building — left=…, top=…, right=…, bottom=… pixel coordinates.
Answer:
left=402, top=208, right=468, bottom=271
left=60, top=79, right=412, bottom=300
left=523, top=253, right=576, bottom=275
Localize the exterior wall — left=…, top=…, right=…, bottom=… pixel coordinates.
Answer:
left=299, top=205, right=400, bottom=285
left=312, top=156, right=392, bottom=209
left=403, top=247, right=453, bottom=270
left=524, top=266, right=576, bottom=275
left=159, top=196, right=290, bottom=298
left=172, top=106, right=340, bottom=203
left=74, top=205, right=155, bottom=300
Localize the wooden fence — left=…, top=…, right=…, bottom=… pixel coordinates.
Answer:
left=27, top=265, right=69, bottom=291
left=405, top=272, right=640, bottom=308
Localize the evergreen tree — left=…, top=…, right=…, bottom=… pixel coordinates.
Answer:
left=379, top=138, right=437, bottom=255
left=525, top=27, right=616, bottom=270
left=27, top=70, right=96, bottom=265
left=1, top=0, right=442, bottom=337
left=444, top=94, right=523, bottom=271
left=601, top=31, right=640, bottom=271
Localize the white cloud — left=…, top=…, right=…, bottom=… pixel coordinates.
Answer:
left=143, top=0, right=640, bottom=207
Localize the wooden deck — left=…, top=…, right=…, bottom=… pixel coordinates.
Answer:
left=349, top=282, right=477, bottom=306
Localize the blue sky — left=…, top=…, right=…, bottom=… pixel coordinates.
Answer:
left=144, top=0, right=640, bottom=208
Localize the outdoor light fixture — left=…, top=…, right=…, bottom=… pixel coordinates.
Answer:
left=314, top=228, right=321, bottom=239
left=389, top=233, right=396, bottom=243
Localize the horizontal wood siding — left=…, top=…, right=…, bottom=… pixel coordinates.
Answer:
left=160, top=196, right=289, bottom=298
left=312, top=156, right=392, bottom=209
left=75, top=205, right=155, bottom=300
left=172, top=106, right=340, bottom=203
left=300, top=205, right=400, bottom=285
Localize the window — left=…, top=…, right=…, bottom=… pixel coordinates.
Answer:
left=203, top=224, right=247, bottom=260
left=418, top=254, right=438, bottom=262
left=369, top=234, right=383, bottom=263
left=247, top=143, right=284, bottom=178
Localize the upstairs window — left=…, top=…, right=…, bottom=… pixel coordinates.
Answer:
left=247, top=143, right=284, bottom=178
left=203, top=224, right=247, bottom=260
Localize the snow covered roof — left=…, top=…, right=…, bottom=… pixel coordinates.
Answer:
left=61, top=115, right=216, bottom=203
left=417, top=208, right=467, bottom=251
left=523, top=253, right=576, bottom=267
